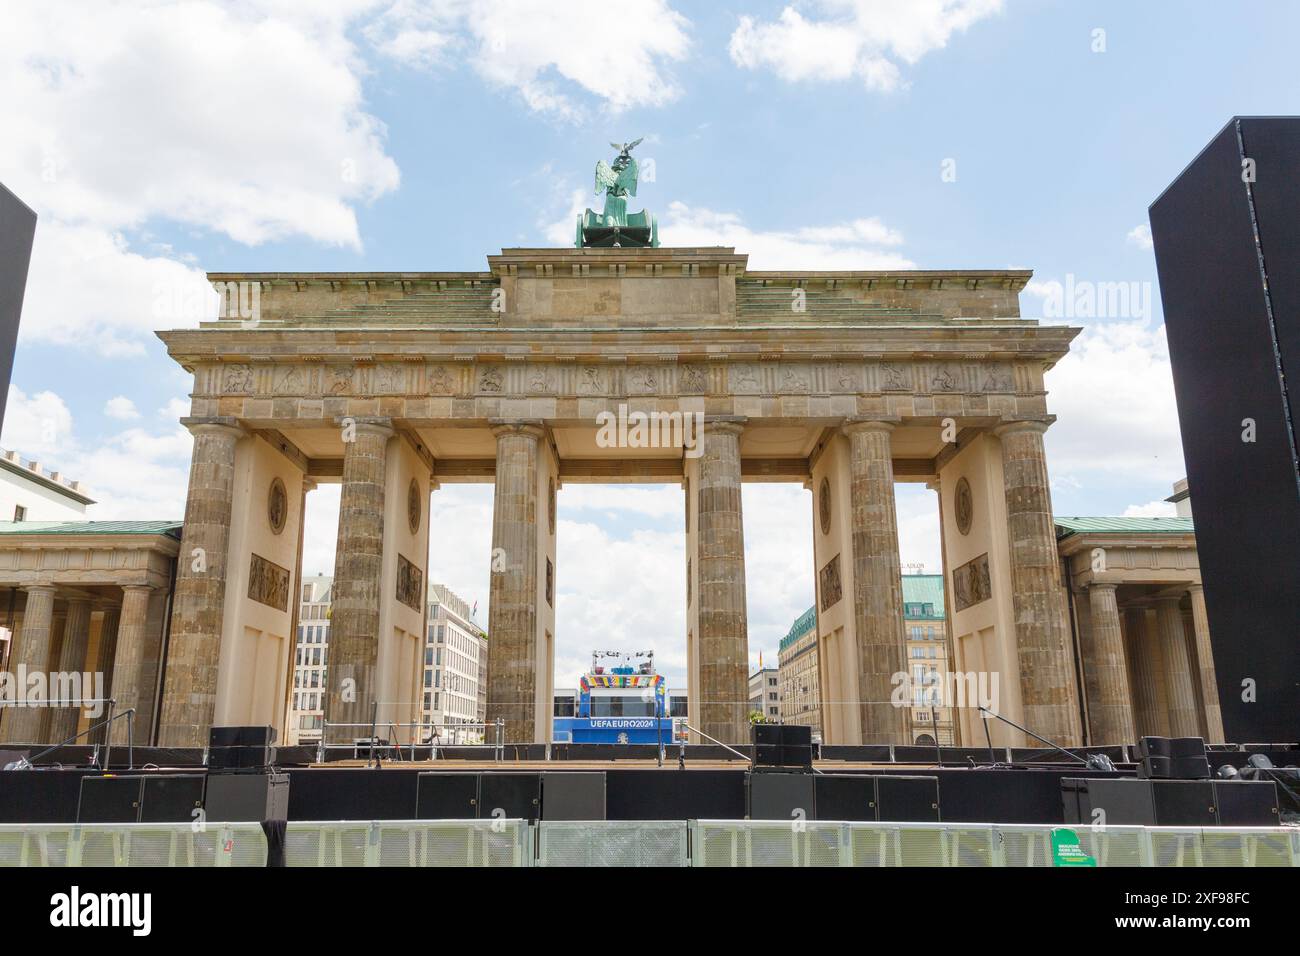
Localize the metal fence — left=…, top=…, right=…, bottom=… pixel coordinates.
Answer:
left=1, top=820, right=1296, bottom=867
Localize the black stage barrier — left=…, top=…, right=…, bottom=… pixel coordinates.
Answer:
left=816, top=744, right=894, bottom=762
left=415, top=772, right=479, bottom=819
left=878, top=767, right=1118, bottom=824
left=554, top=743, right=661, bottom=761
left=1009, top=746, right=1129, bottom=764
left=605, top=769, right=746, bottom=820
left=541, top=772, right=606, bottom=821
left=478, top=773, right=541, bottom=822
left=813, top=774, right=877, bottom=820
left=682, top=744, right=752, bottom=760
left=0, top=768, right=94, bottom=822
left=876, top=775, right=941, bottom=822
left=285, top=768, right=419, bottom=820
left=1214, top=780, right=1282, bottom=826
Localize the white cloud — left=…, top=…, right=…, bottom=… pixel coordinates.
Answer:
left=1, top=384, right=191, bottom=517
left=660, top=201, right=916, bottom=270
left=367, top=0, right=692, bottom=118
left=1122, top=499, right=1176, bottom=518
left=2, top=385, right=75, bottom=458
left=1042, top=317, right=1186, bottom=489
left=729, top=0, right=1004, bottom=92
left=2, top=0, right=400, bottom=248
left=1127, top=222, right=1154, bottom=250
left=1, top=1, right=403, bottom=351
left=544, top=196, right=915, bottom=269
left=103, top=396, right=140, bottom=420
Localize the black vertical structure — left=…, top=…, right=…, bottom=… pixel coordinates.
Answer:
left=0, top=184, right=37, bottom=429
left=1149, top=117, right=1300, bottom=744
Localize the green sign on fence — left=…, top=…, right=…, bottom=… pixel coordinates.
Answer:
left=1050, top=828, right=1097, bottom=866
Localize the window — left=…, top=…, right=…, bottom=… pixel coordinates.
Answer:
left=12, top=505, right=25, bottom=522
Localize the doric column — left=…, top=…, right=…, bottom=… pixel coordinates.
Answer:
left=1187, top=585, right=1225, bottom=743
left=109, top=585, right=156, bottom=745
left=1125, top=606, right=1166, bottom=737
left=696, top=418, right=749, bottom=745
left=157, top=417, right=243, bottom=747
left=323, top=418, right=394, bottom=739
left=1155, top=596, right=1200, bottom=737
left=994, top=420, right=1080, bottom=746
left=38, top=607, right=67, bottom=742
left=1082, top=584, right=1135, bottom=744
left=92, top=606, right=121, bottom=744
left=485, top=421, right=544, bottom=743
left=843, top=420, right=908, bottom=743
left=48, top=598, right=92, bottom=745
left=0, top=585, right=56, bottom=744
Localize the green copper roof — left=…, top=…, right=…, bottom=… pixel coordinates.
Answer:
left=0, top=520, right=182, bottom=538
left=778, top=574, right=946, bottom=653
left=1055, top=516, right=1195, bottom=538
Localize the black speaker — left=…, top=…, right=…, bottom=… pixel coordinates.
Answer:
left=813, top=774, right=877, bottom=821
left=1213, top=780, right=1281, bottom=826
left=1062, top=778, right=1156, bottom=826
left=207, top=744, right=277, bottom=772
left=139, top=774, right=206, bottom=823
left=874, top=775, right=940, bottom=822
left=209, top=725, right=277, bottom=748
left=1150, top=117, right=1300, bottom=744
left=541, top=773, right=606, bottom=821
left=415, top=773, right=479, bottom=819
left=478, top=773, right=541, bottom=822
left=77, top=776, right=143, bottom=823
left=751, top=724, right=813, bottom=772
left=204, top=771, right=289, bottom=822
left=1150, top=780, right=1217, bottom=826
left=747, top=771, right=816, bottom=821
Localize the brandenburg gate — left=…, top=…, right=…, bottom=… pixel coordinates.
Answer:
left=155, top=244, right=1082, bottom=749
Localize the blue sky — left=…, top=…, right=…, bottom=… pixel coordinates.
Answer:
left=3, top=0, right=1297, bottom=690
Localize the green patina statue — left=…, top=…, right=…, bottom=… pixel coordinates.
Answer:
left=575, top=138, right=659, bottom=248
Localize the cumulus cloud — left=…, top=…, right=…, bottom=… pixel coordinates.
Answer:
left=547, top=191, right=915, bottom=270
left=729, top=0, right=1004, bottom=92
left=1, top=384, right=191, bottom=517
left=1, top=1, right=403, bottom=351
left=1040, top=317, right=1186, bottom=489
left=1123, top=499, right=1177, bottom=518
left=103, top=396, right=140, bottom=420
left=1127, top=222, right=1154, bottom=250
left=366, top=0, right=692, bottom=119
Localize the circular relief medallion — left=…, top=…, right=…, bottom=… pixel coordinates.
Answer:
left=955, top=477, right=974, bottom=536
left=267, top=477, right=287, bottom=535
left=818, top=477, right=832, bottom=535
left=548, top=477, right=557, bottom=534
left=407, top=478, right=421, bottom=534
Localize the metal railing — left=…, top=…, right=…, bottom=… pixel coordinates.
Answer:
left=316, top=701, right=504, bottom=765
left=0, top=698, right=136, bottom=770
left=4, top=820, right=1295, bottom=867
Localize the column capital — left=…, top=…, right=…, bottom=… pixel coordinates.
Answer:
left=121, top=583, right=156, bottom=595
left=1154, top=593, right=1183, bottom=608
left=1088, top=581, right=1119, bottom=594
left=992, top=415, right=1056, bottom=439
left=336, top=416, right=394, bottom=439
left=180, top=416, right=245, bottom=439
left=1186, top=582, right=1204, bottom=596
left=703, top=415, right=746, bottom=437
left=842, top=417, right=900, bottom=437
left=22, top=583, right=57, bottom=596
left=489, top=419, right=546, bottom=441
